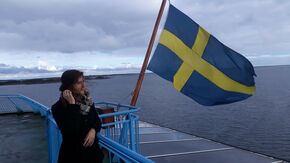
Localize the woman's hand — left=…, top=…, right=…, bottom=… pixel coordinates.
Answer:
left=83, top=128, right=96, bottom=147
left=62, top=90, right=75, bottom=104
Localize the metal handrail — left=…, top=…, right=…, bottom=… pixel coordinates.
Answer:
left=98, top=108, right=139, bottom=118
left=98, top=135, right=154, bottom=163
left=94, top=101, right=141, bottom=110
left=0, top=94, right=153, bottom=163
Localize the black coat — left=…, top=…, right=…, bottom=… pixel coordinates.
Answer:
left=51, top=98, right=104, bottom=163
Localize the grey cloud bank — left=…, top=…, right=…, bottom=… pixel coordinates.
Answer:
left=0, top=0, right=290, bottom=55
left=0, top=0, right=290, bottom=80
left=0, top=0, right=159, bottom=53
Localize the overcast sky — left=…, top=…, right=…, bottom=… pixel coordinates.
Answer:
left=1, top=0, right=290, bottom=79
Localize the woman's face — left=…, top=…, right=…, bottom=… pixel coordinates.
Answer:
left=72, top=76, right=86, bottom=95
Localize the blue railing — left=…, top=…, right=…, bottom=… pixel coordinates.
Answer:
left=0, top=94, right=153, bottom=163
left=95, top=101, right=140, bottom=153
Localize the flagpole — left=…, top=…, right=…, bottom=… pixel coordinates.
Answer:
left=130, top=0, right=167, bottom=106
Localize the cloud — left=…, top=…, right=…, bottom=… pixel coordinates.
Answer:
left=0, top=0, right=159, bottom=53
left=0, top=19, right=122, bottom=52
left=247, top=54, right=290, bottom=66
left=0, top=59, right=142, bottom=80
left=0, top=0, right=290, bottom=63
left=0, top=63, right=53, bottom=74
left=0, top=50, right=144, bottom=79
left=173, top=0, right=290, bottom=55
left=1, top=0, right=290, bottom=81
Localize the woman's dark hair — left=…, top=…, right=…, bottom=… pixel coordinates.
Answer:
left=59, top=69, right=84, bottom=92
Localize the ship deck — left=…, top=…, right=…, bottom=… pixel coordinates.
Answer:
left=138, top=121, right=284, bottom=163
left=0, top=94, right=286, bottom=163
left=0, top=113, right=286, bottom=163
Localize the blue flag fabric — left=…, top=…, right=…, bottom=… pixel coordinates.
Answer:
left=147, top=4, right=256, bottom=106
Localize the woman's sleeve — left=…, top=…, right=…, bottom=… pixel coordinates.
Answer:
left=88, top=103, right=102, bottom=133
left=51, top=103, right=82, bottom=138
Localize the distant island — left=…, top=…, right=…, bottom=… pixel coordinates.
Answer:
left=0, top=74, right=111, bottom=86
left=0, top=73, right=144, bottom=86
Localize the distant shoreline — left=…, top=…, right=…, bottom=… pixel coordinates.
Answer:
left=0, top=72, right=143, bottom=86
left=0, top=64, right=289, bottom=86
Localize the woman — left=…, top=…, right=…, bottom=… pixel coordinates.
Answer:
left=51, top=69, right=104, bottom=163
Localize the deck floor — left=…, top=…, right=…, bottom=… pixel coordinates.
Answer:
left=0, top=112, right=285, bottom=163
left=139, top=121, right=284, bottom=163
left=0, top=113, right=48, bottom=163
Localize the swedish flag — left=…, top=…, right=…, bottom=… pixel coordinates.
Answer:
left=147, top=4, right=256, bottom=106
